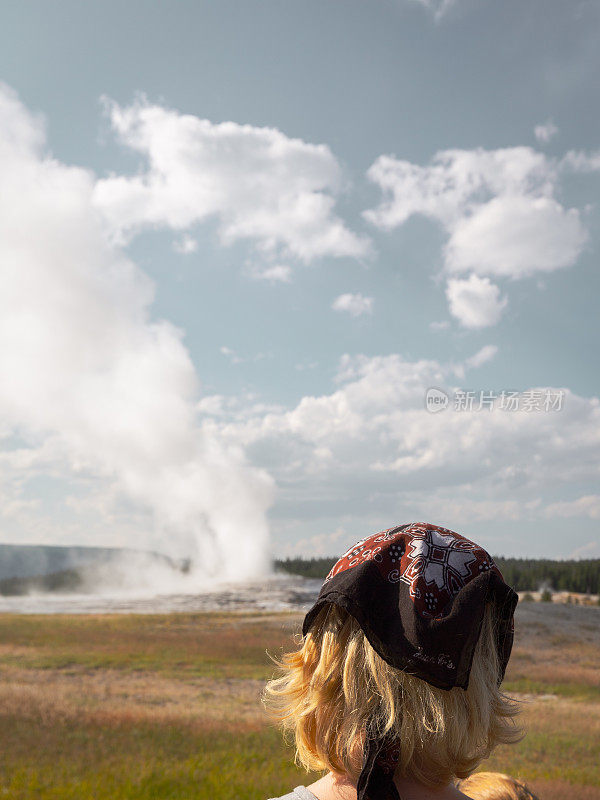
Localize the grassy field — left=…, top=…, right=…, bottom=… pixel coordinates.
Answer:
left=0, top=602, right=598, bottom=799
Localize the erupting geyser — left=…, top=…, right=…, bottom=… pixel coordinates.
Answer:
left=0, top=82, right=275, bottom=588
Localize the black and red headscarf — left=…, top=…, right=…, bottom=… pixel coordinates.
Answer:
left=302, top=522, right=518, bottom=800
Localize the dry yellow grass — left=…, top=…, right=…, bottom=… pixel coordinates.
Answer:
left=503, top=602, right=600, bottom=703
left=0, top=602, right=597, bottom=798
left=0, top=665, right=266, bottom=726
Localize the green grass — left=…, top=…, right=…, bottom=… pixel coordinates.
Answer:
left=0, top=609, right=598, bottom=798
left=0, top=612, right=294, bottom=680
left=0, top=706, right=598, bottom=799
left=0, top=714, right=314, bottom=800
left=486, top=728, right=600, bottom=786
left=504, top=678, right=600, bottom=702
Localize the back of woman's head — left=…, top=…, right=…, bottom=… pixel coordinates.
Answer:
left=262, top=601, right=522, bottom=789
left=457, top=772, right=540, bottom=800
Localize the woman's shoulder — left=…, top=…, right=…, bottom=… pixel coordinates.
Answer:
left=267, top=786, right=319, bottom=800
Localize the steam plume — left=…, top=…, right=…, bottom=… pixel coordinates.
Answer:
left=0, top=83, right=274, bottom=584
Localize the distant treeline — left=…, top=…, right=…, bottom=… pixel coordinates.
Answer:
left=274, top=556, right=600, bottom=594
left=275, top=557, right=337, bottom=580
left=0, top=544, right=191, bottom=596
left=496, top=558, right=600, bottom=594
left=0, top=569, right=85, bottom=596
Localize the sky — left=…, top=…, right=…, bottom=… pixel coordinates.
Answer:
left=0, top=0, right=599, bottom=573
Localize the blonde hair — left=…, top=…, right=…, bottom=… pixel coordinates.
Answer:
left=457, top=772, right=540, bottom=799
left=261, top=602, right=523, bottom=788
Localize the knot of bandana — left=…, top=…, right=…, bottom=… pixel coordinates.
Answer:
left=356, top=723, right=402, bottom=800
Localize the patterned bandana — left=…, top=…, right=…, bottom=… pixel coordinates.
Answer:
left=302, top=522, right=518, bottom=800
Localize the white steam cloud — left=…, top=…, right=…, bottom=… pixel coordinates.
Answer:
left=0, top=82, right=274, bottom=585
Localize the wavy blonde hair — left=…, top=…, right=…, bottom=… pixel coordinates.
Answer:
left=261, top=602, right=523, bottom=788
left=457, top=772, right=539, bottom=800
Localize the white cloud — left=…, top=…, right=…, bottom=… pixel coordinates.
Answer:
left=173, top=234, right=198, bottom=254
left=331, top=292, right=374, bottom=317
left=93, top=94, right=371, bottom=264
left=196, top=395, right=228, bottom=417
left=545, top=494, right=600, bottom=520
left=408, top=496, right=543, bottom=524
left=450, top=344, right=499, bottom=380
left=567, top=540, right=600, bottom=560
left=364, top=145, right=590, bottom=326
left=0, top=82, right=274, bottom=579
left=277, top=526, right=346, bottom=558
left=446, top=274, right=508, bottom=328
left=559, top=149, right=600, bottom=172
left=534, top=120, right=559, bottom=144
left=219, top=346, right=270, bottom=365
left=444, top=195, right=586, bottom=279
left=295, top=360, right=319, bottom=372
left=220, top=346, right=244, bottom=364
left=429, top=320, right=450, bottom=331
left=199, top=349, right=600, bottom=541
left=364, top=147, right=558, bottom=232
left=463, top=344, right=498, bottom=370
left=245, top=263, right=292, bottom=283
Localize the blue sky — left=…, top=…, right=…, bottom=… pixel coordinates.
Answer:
left=0, top=0, right=598, bottom=572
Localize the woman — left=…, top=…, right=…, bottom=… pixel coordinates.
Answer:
left=262, top=522, right=523, bottom=800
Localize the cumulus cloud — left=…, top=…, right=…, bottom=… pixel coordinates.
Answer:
left=245, top=263, right=292, bottom=283
left=444, top=195, right=586, bottom=279
left=199, top=349, right=600, bottom=546
left=364, top=145, right=591, bottom=326
left=0, top=82, right=274, bottom=581
left=534, top=120, right=558, bottom=144
left=364, top=147, right=559, bottom=231
left=545, top=494, right=600, bottom=520
left=331, top=292, right=374, bottom=317
left=93, top=94, right=371, bottom=266
left=445, top=274, right=508, bottom=328
left=559, top=149, right=600, bottom=173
